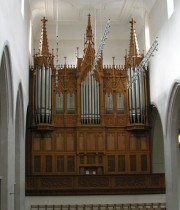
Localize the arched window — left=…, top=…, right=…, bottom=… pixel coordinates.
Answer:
left=21, top=0, right=24, bottom=18
left=0, top=46, right=13, bottom=210
left=145, top=13, right=150, bottom=52
left=167, top=0, right=174, bottom=19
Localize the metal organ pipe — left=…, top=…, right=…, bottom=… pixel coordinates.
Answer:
left=97, top=80, right=100, bottom=124
left=41, top=65, right=46, bottom=123
left=128, top=68, right=132, bottom=123
left=37, top=67, right=41, bottom=123
left=34, top=65, right=52, bottom=124
left=45, top=66, right=49, bottom=122
left=92, top=73, right=95, bottom=123
left=135, top=67, right=140, bottom=123
left=48, top=67, right=52, bottom=122
left=131, top=67, right=136, bottom=123
left=83, top=81, right=86, bottom=123
left=128, top=67, right=146, bottom=124
left=35, top=67, right=38, bottom=122
left=80, top=71, right=100, bottom=124
left=89, top=71, right=92, bottom=123
left=140, top=71, right=145, bottom=123
left=94, top=79, right=97, bottom=123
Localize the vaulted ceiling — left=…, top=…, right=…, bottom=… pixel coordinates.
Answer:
left=29, top=0, right=156, bottom=41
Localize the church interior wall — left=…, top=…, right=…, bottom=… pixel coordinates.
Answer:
left=25, top=194, right=166, bottom=210
left=3, top=0, right=180, bottom=209
left=32, top=19, right=135, bottom=67
left=0, top=0, right=31, bottom=209
left=165, top=82, right=180, bottom=210
left=26, top=1, right=166, bottom=210
left=148, top=0, right=180, bottom=209
left=150, top=105, right=164, bottom=173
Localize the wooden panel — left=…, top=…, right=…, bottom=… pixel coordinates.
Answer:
left=117, top=132, right=126, bottom=150
left=67, top=156, right=75, bottom=172
left=79, top=155, right=85, bottom=164
left=97, top=133, right=104, bottom=151
left=130, top=155, right=136, bottom=172
left=140, top=134, right=148, bottom=150
left=34, top=156, right=41, bottom=173
left=118, top=155, right=125, bottom=172
left=107, top=155, right=115, bottom=172
left=33, top=138, right=41, bottom=151
left=26, top=174, right=166, bottom=195
left=44, top=138, right=52, bottom=151
left=45, top=155, right=52, bottom=172
left=87, top=154, right=96, bottom=164
left=78, top=133, right=85, bottom=151
left=129, top=134, right=137, bottom=150
left=86, top=133, right=96, bottom=151
left=141, top=154, right=147, bottom=171
left=56, top=133, right=65, bottom=151
left=107, top=133, right=115, bottom=150
left=66, top=133, right=75, bottom=151
left=57, top=156, right=64, bottom=172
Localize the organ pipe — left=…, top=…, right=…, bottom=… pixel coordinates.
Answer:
left=41, top=65, right=45, bottom=122
left=45, top=66, right=49, bottom=122
left=135, top=67, right=140, bottom=123
left=128, top=67, right=146, bottom=124
left=131, top=67, right=136, bottom=123
left=48, top=67, right=52, bottom=122
left=140, top=71, right=145, bottom=123
left=35, top=65, right=52, bottom=124
left=80, top=70, right=100, bottom=124
left=128, top=68, right=132, bottom=123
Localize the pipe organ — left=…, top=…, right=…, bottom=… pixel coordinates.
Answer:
left=25, top=16, right=162, bottom=196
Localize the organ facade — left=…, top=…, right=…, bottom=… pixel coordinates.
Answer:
left=26, top=15, right=165, bottom=195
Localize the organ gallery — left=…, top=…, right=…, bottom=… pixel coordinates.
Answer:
left=26, top=15, right=165, bottom=195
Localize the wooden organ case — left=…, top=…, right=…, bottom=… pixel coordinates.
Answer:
left=26, top=16, right=165, bottom=195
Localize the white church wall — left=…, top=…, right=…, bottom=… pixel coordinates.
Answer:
left=148, top=0, right=180, bottom=209
left=25, top=194, right=165, bottom=210
left=32, top=19, right=131, bottom=67
left=0, top=0, right=30, bottom=209
left=150, top=106, right=165, bottom=173
left=33, top=38, right=129, bottom=67
left=149, top=0, right=180, bottom=118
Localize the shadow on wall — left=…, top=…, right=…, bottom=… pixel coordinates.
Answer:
left=150, top=105, right=165, bottom=173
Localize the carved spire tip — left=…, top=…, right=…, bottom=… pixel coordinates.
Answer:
left=39, top=16, right=49, bottom=55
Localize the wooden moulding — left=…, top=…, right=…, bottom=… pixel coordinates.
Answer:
left=26, top=173, right=165, bottom=196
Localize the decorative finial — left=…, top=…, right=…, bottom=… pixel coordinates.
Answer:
left=76, top=47, right=79, bottom=58
left=64, top=56, right=67, bottom=65
left=128, top=18, right=140, bottom=59
left=39, top=17, right=49, bottom=55
left=112, top=57, right=115, bottom=66
left=86, top=14, right=93, bottom=42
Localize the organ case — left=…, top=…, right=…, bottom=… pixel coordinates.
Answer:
left=25, top=16, right=160, bottom=195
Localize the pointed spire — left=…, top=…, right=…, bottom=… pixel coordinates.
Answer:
left=86, top=14, right=93, bottom=42
left=39, top=17, right=49, bottom=55
left=128, top=19, right=140, bottom=58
